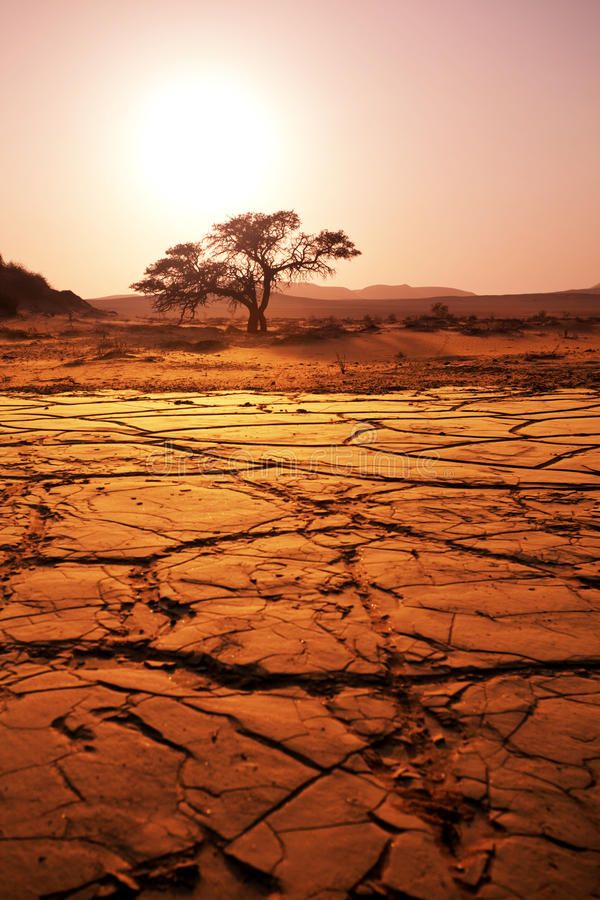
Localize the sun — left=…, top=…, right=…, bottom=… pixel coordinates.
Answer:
left=135, top=76, right=278, bottom=213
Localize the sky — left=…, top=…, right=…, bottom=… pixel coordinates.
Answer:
left=1, top=0, right=599, bottom=298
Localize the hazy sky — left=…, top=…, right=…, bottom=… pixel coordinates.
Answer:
left=1, top=0, right=599, bottom=297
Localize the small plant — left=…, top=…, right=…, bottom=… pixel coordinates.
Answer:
left=335, top=351, right=348, bottom=374
left=95, top=337, right=129, bottom=357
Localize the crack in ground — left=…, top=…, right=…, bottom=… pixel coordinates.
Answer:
left=2, top=389, right=600, bottom=899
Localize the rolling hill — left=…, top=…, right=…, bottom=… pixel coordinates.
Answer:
left=89, top=283, right=600, bottom=321
left=278, top=282, right=475, bottom=300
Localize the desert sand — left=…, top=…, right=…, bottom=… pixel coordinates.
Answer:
left=1, top=313, right=599, bottom=395
left=1, top=372, right=600, bottom=897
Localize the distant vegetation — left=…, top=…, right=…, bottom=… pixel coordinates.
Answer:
left=401, top=303, right=581, bottom=336
left=131, top=210, right=361, bottom=334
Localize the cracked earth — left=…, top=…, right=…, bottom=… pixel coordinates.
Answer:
left=1, top=389, right=600, bottom=899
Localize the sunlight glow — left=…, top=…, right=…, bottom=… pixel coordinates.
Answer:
left=135, top=75, right=279, bottom=214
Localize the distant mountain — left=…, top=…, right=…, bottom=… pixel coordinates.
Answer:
left=90, top=287, right=600, bottom=321
left=0, top=257, right=99, bottom=316
left=88, top=282, right=474, bottom=319
left=280, top=282, right=475, bottom=300
left=563, top=283, right=600, bottom=295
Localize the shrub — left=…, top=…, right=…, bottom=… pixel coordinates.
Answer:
left=361, top=314, right=379, bottom=332
left=335, top=351, right=348, bottom=374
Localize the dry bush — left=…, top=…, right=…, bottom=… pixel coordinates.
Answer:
left=95, top=336, right=131, bottom=357
left=361, top=314, right=380, bottom=332
left=335, top=351, right=348, bottom=374
left=278, top=320, right=349, bottom=344
left=404, top=315, right=439, bottom=332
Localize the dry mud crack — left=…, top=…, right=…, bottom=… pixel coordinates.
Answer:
left=1, top=389, right=600, bottom=899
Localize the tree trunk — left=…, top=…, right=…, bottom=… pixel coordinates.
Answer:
left=258, top=280, right=271, bottom=333
left=247, top=307, right=259, bottom=333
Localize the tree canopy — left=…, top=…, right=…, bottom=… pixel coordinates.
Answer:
left=130, top=210, right=360, bottom=332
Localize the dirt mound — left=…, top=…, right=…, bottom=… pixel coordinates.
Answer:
left=0, top=257, right=102, bottom=316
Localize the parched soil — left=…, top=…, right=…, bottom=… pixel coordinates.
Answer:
left=1, top=388, right=600, bottom=897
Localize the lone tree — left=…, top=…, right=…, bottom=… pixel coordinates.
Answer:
left=130, top=211, right=360, bottom=333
